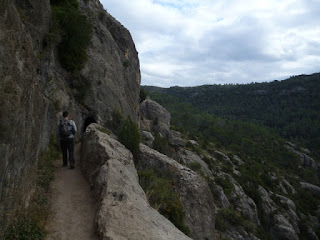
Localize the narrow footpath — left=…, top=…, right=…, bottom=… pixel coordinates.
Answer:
left=46, top=144, right=99, bottom=240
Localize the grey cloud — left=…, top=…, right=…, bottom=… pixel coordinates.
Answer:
left=102, top=0, right=320, bottom=87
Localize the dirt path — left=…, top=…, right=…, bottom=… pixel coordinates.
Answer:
left=46, top=144, right=99, bottom=240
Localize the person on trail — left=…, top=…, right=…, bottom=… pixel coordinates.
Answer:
left=57, top=111, right=77, bottom=169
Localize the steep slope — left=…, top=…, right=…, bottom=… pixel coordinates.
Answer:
left=144, top=73, right=320, bottom=155
left=0, top=0, right=55, bottom=233
left=141, top=86, right=320, bottom=239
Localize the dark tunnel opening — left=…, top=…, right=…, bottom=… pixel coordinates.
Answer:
left=83, top=116, right=97, bottom=133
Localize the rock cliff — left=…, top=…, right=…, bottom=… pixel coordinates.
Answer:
left=139, top=144, right=216, bottom=240
left=0, top=0, right=140, bottom=233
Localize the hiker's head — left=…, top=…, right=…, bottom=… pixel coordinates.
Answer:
left=63, top=111, right=69, bottom=118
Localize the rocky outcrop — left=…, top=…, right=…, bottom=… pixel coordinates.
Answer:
left=258, top=186, right=299, bottom=240
left=212, top=185, right=230, bottom=208
left=271, top=214, right=299, bottom=240
left=141, top=131, right=154, bottom=147
left=79, top=0, right=141, bottom=123
left=285, top=143, right=319, bottom=169
left=81, top=124, right=191, bottom=240
left=168, top=130, right=187, bottom=147
left=232, top=155, right=244, bottom=166
left=177, top=149, right=212, bottom=176
left=140, top=99, right=171, bottom=137
left=222, top=174, right=260, bottom=224
left=139, top=144, right=216, bottom=240
left=300, top=182, right=320, bottom=197
left=213, top=151, right=233, bottom=166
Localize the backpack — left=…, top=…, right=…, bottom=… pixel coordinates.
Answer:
left=59, top=119, right=74, bottom=139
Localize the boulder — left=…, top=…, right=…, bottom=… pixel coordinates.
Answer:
left=168, top=130, right=186, bottom=147
left=285, top=144, right=318, bottom=169
left=258, top=186, right=299, bottom=240
left=300, top=182, right=320, bottom=197
left=223, top=174, right=260, bottom=224
left=140, top=99, right=171, bottom=137
left=258, top=186, right=277, bottom=225
left=213, top=151, right=234, bottom=166
left=275, top=194, right=299, bottom=233
left=177, top=150, right=212, bottom=176
left=139, top=144, right=216, bottom=240
left=141, top=131, right=154, bottom=147
left=212, top=185, right=230, bottom=208
left=232, top=155, right=244, bottom=166
left=189, top=140, right=199, bottom=146
left=81, top=124, right=191, bottom=240
left=271, top=214, right=299, bottom=240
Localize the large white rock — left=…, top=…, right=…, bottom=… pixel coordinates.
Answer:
left=139, top=144, right=216, bottom=240
left=80, top=124, right=191, bottom=240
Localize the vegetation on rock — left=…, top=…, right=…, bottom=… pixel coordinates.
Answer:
left=4, top=137, right=59, bottom=240
left=143, top=75, right=320, bottom=239
left=138, top=169, right=190, bottom=236
left=51, top=0, right=93, bottom=72
left=144, top=73, right=320, bottom=156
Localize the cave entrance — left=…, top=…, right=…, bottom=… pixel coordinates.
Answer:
left=83, top=117, right=97, bottom=133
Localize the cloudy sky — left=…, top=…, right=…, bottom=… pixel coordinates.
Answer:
left=100, top=0, right=320, bottom=87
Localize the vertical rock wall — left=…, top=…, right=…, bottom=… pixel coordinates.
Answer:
left=0, top=0, right=141, bottom=234
left=0, top=0, right=55, bottom=233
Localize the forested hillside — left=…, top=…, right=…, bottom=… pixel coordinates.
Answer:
left=142, top=73, right=320, bottom=239
left=144, top=73, right=320, bottom=156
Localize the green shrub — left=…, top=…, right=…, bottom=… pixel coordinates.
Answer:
left=140, top=88, right=148, bottom=103
left=69, top=73, right=91, bottom=103
left=219, top=208, right=243, bottom=225
left=215, top=177, right=234, bottom=196
left=4, top=214, right=45, bottom=240
left=188, top=162, right=201, bottom=172
left=110, top=107, right=124, bottom=133
left=122, top=60, right=130, bottom=68
left=215, top=215, right=228, bottom=232
left=218, top=208, right=255, bottom=232
left=152, top=133, right=174, bottom=157
left=138, top=169, right=190, bottom=235
left=203, top=156, right=215, bottom=171
left=255, top=226, right=274, bottom=240
left=118, top=116, right=141, bottom=159
left=294, top=188, right=319, bottom=214
left=51, top=0, right=92, bottom=72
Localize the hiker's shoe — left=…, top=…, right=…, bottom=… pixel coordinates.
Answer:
left=70, top=165, right=75, bottom=169
left=62, top=164, right=67, bottom=167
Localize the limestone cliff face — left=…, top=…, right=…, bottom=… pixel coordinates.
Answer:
left=0, top=0, right=140, bottom=232
left=0, top=0, right=55, bottom=232
left=79, top=0, right=141, bottom=124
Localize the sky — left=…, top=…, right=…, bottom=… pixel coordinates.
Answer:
left=100, top=0, right=320, bottom=87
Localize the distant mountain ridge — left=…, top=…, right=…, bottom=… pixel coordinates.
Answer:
left=144, top=73, right=320, bottom=155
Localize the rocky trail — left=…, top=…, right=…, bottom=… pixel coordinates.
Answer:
left=46, top=144, right=99, bottom=240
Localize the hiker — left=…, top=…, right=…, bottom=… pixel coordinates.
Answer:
left=57, top=111, right=77, bottom=169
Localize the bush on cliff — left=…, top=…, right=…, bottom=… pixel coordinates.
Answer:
left=118, top=116, right=141, bottom=159
left=152, top=133, right=174, bottom=157
left=51, top=0, right=92, bottom=72
left=138, top=169, right=190, bottom=236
